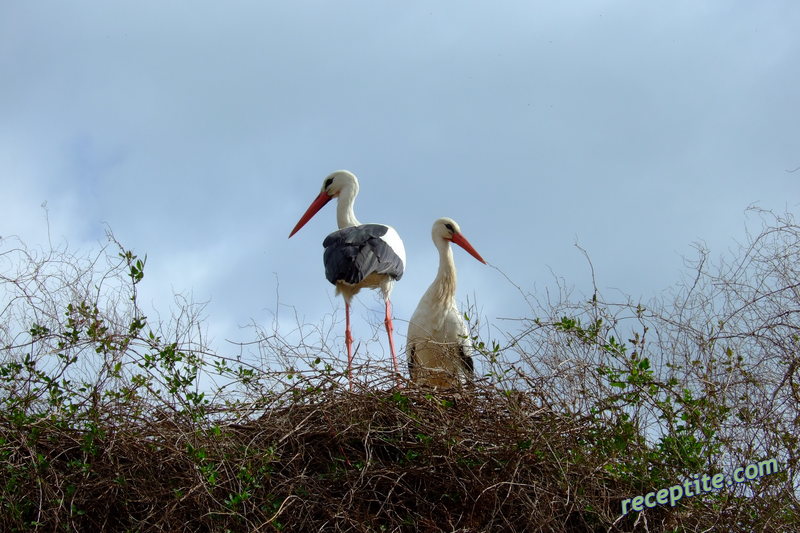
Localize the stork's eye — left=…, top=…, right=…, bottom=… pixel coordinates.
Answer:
left=445, top=223, right=454, bottom=232
left=324, top=177, right=334, bottom=189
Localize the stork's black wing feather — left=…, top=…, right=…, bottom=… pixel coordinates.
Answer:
left=322, top=224, right=404, bottom=285
left=459, top=345, right=474, bottom=376
left=408, top=344, right=416, bottom=377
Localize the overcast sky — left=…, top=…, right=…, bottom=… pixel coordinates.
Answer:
left=2, top=2, right=799, bottom=372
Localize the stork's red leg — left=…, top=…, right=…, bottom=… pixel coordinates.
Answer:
left=384, top=299, right=402, bottom=387
left=345, top=300, right=354, bottom=391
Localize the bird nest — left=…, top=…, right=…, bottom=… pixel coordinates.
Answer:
left=0, top=379, right=781, bottom=532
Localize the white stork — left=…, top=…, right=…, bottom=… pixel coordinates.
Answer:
left=289, top=170, right=406, bottom=389
left=406, top=217, right=486, bottom=388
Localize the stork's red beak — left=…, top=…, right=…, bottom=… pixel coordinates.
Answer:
left=450, top=232, right=486, bottom=264
left=289, top=191, right=333, bottom=237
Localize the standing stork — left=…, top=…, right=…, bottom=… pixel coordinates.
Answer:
left=406, top=217, right=486, bottom=388
left=289, top=170, right=406, bottom=389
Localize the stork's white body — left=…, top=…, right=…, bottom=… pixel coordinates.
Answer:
left=326, top=224, right=405, bottom=304
left=406, top=218, right=484, bottom=388
left=406, top=265, right=473, bottom=387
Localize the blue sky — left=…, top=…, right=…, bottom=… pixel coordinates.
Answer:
left=2, top=2, right=799, bottom=372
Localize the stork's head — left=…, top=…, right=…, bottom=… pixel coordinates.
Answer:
left=289, top=170, right=360, bottom=237
left=321, top=170, right=359, bottom=199
left=433, top=217, right=486, bottom=264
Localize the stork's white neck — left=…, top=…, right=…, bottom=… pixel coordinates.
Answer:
left=425, top=237, right=457, bottom=305
left=336, top=183, right=360, bottom=229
